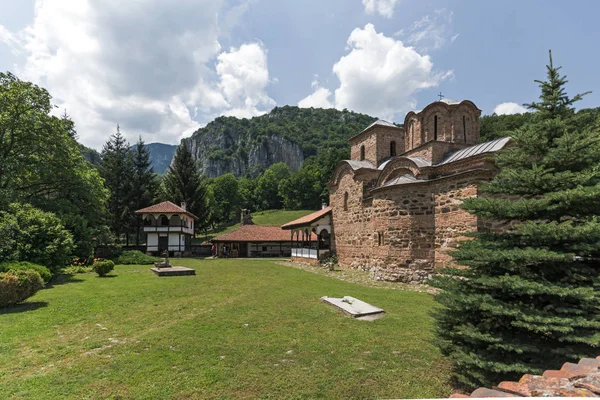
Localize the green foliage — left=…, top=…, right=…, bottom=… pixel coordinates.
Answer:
left=0, top=203, right=74, bottom=271
left=115, top=250, right=159, bottom=265
left=92, top=260, right=115, bottom=277
left=209, top=173, right=241, bottom=225
left=0, top=269, right=45, bottom=308
left=0, top=72, right=108, bottom=257
left=100, top=125, right=135, bottom=242
left=131, top=136, right=159, bottom=244
left=162, top=142, right=209, bottom=232
left=255, top=163, right=291, bottom=210
left=0, top=261, right=52, bottom=283
left=62, top=265, right=93, bottom=274
left=432, top=52, right=600, bottom=389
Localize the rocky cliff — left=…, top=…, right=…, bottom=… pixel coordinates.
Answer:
left=183, top=127, right=303, bottom=178
left=181, top=106, right=377, bottom=178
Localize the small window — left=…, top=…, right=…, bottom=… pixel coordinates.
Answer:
left=360, top=145, right=365, bottom=161
left=434, top=115, right=438, bottom=141
left=463, top=115, right=467, bottom=143
left=377, top=232, right=383, bottom=246
left=344, top=192, right=349, bottom=211
left=390, top=141, right=396, bottom=157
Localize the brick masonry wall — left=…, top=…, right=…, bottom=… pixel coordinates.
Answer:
left=350, top=127, right=405, bottom=167
left=330, top=166, right=492, bottom=283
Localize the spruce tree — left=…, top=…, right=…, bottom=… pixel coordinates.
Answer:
left=131, top=136, right=158, bottom=245
left=100, top=125, right=135, bottom=243
left=162, top=142, right=209, bottom=233
left=432, top=52, right=600, bottom=389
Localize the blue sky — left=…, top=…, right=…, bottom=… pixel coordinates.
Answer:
left=0, top=0, right=598, bottom=149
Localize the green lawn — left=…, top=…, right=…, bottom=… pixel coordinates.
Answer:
left=0, top=259, right=451, bottom=399
left=197, top=209, right=316, bottom=243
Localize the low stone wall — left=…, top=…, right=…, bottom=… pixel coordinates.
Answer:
left=291, top=257, right=321, bottom=267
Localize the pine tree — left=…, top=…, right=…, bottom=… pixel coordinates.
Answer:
left=432, top=52, right=600, bottom=389
left=131, top=136, right=158, bottom=245
left=162, top=142, right=209, bottom=233
left=100, top=125, right=135, bottom=243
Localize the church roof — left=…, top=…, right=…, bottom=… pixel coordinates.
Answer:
left=436, top=137, right=511, bottom=166
left=438, top=98, right=460, bottom=105
left=348, top=119, right=402, bottom=141
left=281, top=207, right=332, bottom=230
left=135, top=201, right=198, bottom=220
left=347, top=160, right=377, bottom=170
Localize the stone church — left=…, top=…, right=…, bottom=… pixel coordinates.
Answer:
left=283, top=99, right=510, bottom=283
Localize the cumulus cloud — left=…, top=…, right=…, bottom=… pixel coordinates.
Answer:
left=494, top=102, right=528, bottom=115
left=217, top=43, right=275, bottom=118
left=298, top=24, right=450, bottom=121
left=362, top=0, right=400, bottom=18
left=298, top=79, right=333, bottom=108
left=399, top=9, right=456, bottom=53
left=1, top=0, right=273, bottom=148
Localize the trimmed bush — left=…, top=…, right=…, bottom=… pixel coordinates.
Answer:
left=92, top=260, right=115, bottom=277
left=0, top=261, right=52, bottom=283
left=62, top=265, right=93, bottom=274
left=0, top=270, right=45, bottom=308
left=115, top=250, right=159, bottom=265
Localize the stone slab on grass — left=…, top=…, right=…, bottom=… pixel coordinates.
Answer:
left=321, top=296, right=385, bottom=320
left=150, top=266, right=196, bottom=277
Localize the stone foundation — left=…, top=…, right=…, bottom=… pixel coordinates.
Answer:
left=350, top=259, right=434, bottom=284
left=291, top=256, right=321, bottom=267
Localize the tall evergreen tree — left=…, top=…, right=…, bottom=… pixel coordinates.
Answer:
left=100, top=125, right=135, bottom=243
left=162, top=142, right=208, bottom=233
left=131, top=136, right=158, bottom=245
left=432, top=52, right=600, bottom=389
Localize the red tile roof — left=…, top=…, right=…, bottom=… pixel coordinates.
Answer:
left=134, top=201, right=198, bottom=220
left=281, top=207, right=332, bottom=230
left=212, top=225, right=318, bottom=242
left=453, top=355, right=600, bottom=398
left=212, top=225, right=291, bottom=242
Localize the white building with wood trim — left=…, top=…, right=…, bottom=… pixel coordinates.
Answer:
left=135, top=201, right=198, bottom=256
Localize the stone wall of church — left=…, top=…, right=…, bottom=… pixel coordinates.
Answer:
left=350, top=127, right=404, bottom=167
left=330, top=169, right=489, bottom=283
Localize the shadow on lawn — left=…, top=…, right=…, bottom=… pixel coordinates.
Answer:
left=46, top=273, right=85, bottom=288
left=0, top=301, right=48, bottom=315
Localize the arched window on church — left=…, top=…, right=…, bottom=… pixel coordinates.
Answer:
left=360, top=145, right=365, bottom=161
left=343, top=192, right=348, bottom=211
left=434, top=115, right=438, bottom=141
left=390, top=141, right=396, bottom=157
left=463, top=115, right=467, bottom=143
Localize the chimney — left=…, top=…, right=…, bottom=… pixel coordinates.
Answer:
left=181, top=202, right=187, bottom=211
left=322, top=202, right=328, bottom=210
left=241, top=209, right=254, bottom=226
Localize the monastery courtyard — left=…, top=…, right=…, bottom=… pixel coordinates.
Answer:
left=0, top=258, right=450, bottom=399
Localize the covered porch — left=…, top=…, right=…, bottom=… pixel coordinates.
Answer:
left=282, top=206, right=333, bottom=263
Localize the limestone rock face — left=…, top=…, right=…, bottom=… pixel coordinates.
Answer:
left=182, top=124, right=303, bottom=178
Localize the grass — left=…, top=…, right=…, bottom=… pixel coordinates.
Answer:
left=0, top=259, right=452, bottom=399
left=196, top=209, right=316, bottom=243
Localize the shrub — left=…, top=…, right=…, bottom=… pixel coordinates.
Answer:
left=92, top=260, right=115, bottom=277
left=319, top=254, right=338, bottom=271
left=0, top=261, right=52, bottom=283
left=115, top=250, right=159, bottom=265
left=62, top=265, right=93, bottom=274
left=0, top=204, right=73, bottom=270
left=0, top=270, right=45, bottom=308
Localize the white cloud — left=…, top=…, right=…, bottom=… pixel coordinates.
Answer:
left=362, top=0, right=400, bottom=18
left=217, top=43, right=275, bottom=118
left=1, top=0, right=273, bottom=149
left=493, top=102, right=528, bottom=115
left=298, top=24, right=450, bottom=120
left=403, top=9, right=456, bottom=53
